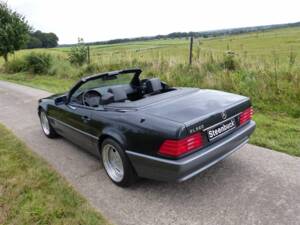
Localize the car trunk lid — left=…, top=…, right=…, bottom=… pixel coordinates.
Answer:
left=142, top=89, right=251, bottom=140
left=143, top=89, right=249, bottom=121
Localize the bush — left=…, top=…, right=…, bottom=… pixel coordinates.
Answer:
left=68, top=40, right=88, bottom=66
left=82, top=63, right=101, bottom=74
left=25, top=52, right=52, bottom=74
left=48, top=58, right=77, bottom=78
left=223, top=51, right=238, bottom=71
left=4, top=52, right=53, bottom=74
left=4, top=57, right=27, bottom=73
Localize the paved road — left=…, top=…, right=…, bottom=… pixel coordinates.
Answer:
left=0, top=80, right=300, bottom=225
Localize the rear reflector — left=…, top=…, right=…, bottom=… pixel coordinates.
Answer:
left=239, top=107, right=253, bottom=125
left=159, top=133, right=203, bottom=157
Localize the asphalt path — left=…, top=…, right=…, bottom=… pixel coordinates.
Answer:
left=0, top=80, right=299, bottom=225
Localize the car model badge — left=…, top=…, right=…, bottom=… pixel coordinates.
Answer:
left=221, top=112, right=227, bottom=120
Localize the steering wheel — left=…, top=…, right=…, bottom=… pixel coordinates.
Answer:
left=82, top=90, right=102, bottom=107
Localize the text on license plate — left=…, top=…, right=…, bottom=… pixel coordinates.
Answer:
left=207, top=119, right=236, bottom=141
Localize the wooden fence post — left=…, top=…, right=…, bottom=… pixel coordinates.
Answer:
left=87, top=45, right=90, bottom=64
left=189, top=36, right=193, bottom=65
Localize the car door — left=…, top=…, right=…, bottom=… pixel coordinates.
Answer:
left=51, top=102, right=96, bottom=153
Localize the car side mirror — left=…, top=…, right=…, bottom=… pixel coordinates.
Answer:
left=55, top=95, right=68, bottom=105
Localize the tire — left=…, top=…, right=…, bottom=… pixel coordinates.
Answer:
left=39, top=109, right=58, bottom=138
left=101, top=138, right=137, bottom=187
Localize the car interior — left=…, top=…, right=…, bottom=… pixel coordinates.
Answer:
left=71, top=78, right=176, bottom=108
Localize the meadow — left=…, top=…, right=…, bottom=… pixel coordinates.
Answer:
left=0, top=27, right=299, bottom=156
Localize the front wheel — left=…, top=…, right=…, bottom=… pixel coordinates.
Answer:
left=39, top=110, right=58, bottom=138
left=101, top=138, right=137, bottom=187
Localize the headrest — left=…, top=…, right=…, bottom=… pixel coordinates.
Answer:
left=108, top=87, right=128, bottom=102
left=146, top=78, right=163, bottom=93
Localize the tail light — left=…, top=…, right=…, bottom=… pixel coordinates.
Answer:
left=239, top=107, right=253, bottom=125
left=158, top=133, right=203, bottom=157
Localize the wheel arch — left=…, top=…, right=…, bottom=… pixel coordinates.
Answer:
left=98, top=128, right=128, bottom=153
left=38, top=101, right=49, bottom=115
left=38, top=106, right=44, bottom=115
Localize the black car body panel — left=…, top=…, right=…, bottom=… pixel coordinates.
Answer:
left=38, top=68, right=256, bottom=182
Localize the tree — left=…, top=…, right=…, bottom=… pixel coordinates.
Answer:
left=44, top=32, right=59, bottom=48
left=27, top=31, right=59, bottom=49
left=27, top=36, right=42, bottom=49
left=0, top=1, right=30, bottom=62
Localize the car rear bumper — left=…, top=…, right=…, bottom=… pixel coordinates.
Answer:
left=126, top=120, right=256, bottom=182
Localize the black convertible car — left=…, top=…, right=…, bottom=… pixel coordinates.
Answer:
left=38, top=68, right=256, bottom=187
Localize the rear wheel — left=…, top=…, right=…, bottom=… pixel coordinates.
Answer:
left=39, top=110, right=58, bottom=138
left=101, top=138, right=137, bottom=187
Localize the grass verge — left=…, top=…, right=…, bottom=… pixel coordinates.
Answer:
left=0, top=123, right=110, bottom=225
left=0, top=73, right=74, bottom=93
left=251, top=113, right=300, bottom=156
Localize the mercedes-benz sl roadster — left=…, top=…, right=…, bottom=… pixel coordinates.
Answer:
left=38, top=68, right=256, bottom=187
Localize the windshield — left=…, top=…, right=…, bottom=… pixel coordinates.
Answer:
left=74, top=73, right=134, bottom=95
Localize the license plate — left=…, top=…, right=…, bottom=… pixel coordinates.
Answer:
left=207, top=119, right=236, bottom=141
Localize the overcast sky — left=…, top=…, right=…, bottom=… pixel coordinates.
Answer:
left=7, top=0, right=300, bottom=44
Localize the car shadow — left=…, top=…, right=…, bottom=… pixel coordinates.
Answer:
left=128, top=156, right=247, bottom=194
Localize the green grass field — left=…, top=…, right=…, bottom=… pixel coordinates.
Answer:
left=0, top=123, right=110, bottom=225
left=0, top=26, right=299, bottom=156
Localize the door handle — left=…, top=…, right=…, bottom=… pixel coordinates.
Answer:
left=81, top=115, right=91, bottom=122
